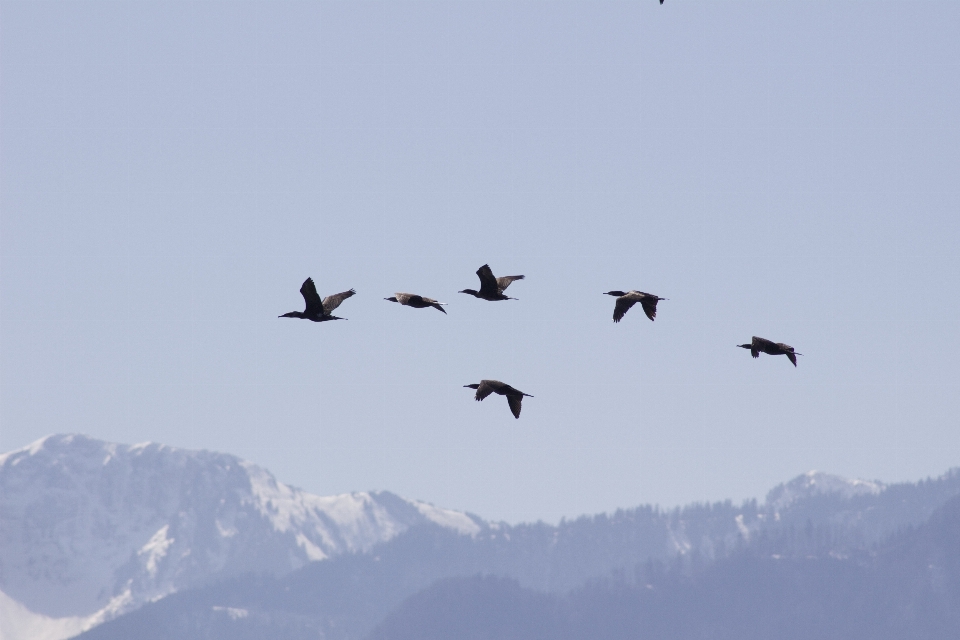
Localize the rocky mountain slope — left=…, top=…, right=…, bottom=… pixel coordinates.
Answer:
left=367, top=494, right=960, bottom=640
left=0, top=434, right=480, bottom=640
left=74, top=471, right=960, bottom=640
left=3, top=434, right=958, bottom=640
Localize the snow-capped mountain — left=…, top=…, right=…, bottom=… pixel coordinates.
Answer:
left=0, top=434, right=481, bottom=640
left=68, top=465, right=960, bottom=640
left=765, top=470, right=885, bottom=511
left=4, top=434, right=959, bottom=640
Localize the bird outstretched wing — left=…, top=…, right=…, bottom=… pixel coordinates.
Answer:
left=425, top=298, right=448, bottom=314
left=507, top=395, right=523, bottom=419
left=321, top=289, right=356, bottom=314
left=474, top=380, right=496, bottom=401
left=476, top=265, right=500, bottom=297
left=638, top=295, right=659, bottom=321
left=496, top=275, right=524, bottom=293
left=613, top=297, right=638, bottom=322
left=300, top=278, right=323, bottom=316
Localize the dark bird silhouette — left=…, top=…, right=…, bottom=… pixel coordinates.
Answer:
left=604, top=290, right=667, bottom=322
left=385, top=292, right=447, bottom=314
left=738, top=336, right=802, bottom=367
left=464, top=380, right=533, bottom=419
left=459, top=264, right=525, bottom=301
left=279, top=278, right=355, bottom=322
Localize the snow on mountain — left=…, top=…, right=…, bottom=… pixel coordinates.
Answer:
left=0, top=434, right=482, bottom=640
left=766, top=470, right=885, bottom=511
left=0, top=590, right=86, bottom=640
left=3, top=434, right=956, bottom=640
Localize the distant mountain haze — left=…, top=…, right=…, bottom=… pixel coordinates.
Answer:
left=368, top=495, right=960, bottom=640
left=1, top=435, right=958, bottom=640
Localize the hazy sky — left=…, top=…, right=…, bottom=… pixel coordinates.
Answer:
left=2, top=0, right=959, bottom=524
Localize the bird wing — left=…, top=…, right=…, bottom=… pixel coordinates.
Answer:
left=300, top=278, right=323, bottom=316
left=507, top=395, right=523, bottom=419
left=496, top=275, right=524, bottom=293
left=476, top=265, right=500, bottom=297
left=613, top=297, right=638, bottom=322
left=321, top=289, right=356, bottom=314
left=474, top=381, right=497, bottom=401
left=638, top=296, right=659, bottom=321
left=752, top=336, right=777, bottom=354
left=422, top=297, right=447, bottom=314
left=786, top=351, right=797, bottom=367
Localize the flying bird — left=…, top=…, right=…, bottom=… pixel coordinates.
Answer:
left=464, top=380, right=534, bottom=419
left=279, top=278, right=355, bottom=322
left=604, top=290, right=667, bottom=322
left=737, top=336, right=802, bottom=367
left=385, top=292, right=447, bottom=314
left=459, top=264, right=525, bottom=301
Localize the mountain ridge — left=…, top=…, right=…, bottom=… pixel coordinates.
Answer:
left=3, top=434, right=959, bottom=640
left=0, top=434, right=481, bottom=639
left=367, top=494, right=960, bottom=640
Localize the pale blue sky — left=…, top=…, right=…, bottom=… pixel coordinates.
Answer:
left=2, top=0, right=959, bottom=523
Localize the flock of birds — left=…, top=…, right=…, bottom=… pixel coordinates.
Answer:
left=280, top=264, right=802, bottom=419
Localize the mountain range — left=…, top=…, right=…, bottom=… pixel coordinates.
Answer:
left=0, top=434, right=479, bottom=640
left=2, top=434, right=958, bottom=640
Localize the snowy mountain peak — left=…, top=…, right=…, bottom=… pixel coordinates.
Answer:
left=0, top=434, right=483, bottom=640
left=766, top=470, right=885, bottom=511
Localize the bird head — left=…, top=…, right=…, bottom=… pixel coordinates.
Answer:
left=736, top=343, right=752, bottom=349
left=604, top=291, right=627, bottom=297
left=463, top=384, right=480, bottom=390
left=279, top=311, right=302, bottom=319
left=384, top=297, right=398, bottom=303
left=459, top=289, right=478, bottom=296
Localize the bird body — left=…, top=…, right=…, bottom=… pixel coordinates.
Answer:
left=738, top=336, right=802, bottom=366
left=464, top=380, right=533, bottom=419
left=460, top=264, right=525, bottom=301
left=604, top=290, right=666, bottom=322
left=385, top=292, right=447, bottom=314
left=280, top=278, right=355, bottom=322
